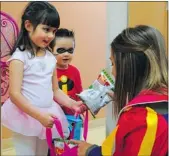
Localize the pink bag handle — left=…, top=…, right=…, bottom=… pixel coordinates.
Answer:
left=83, top=110, right=88, bottom=141
left=46, top=127, right=56, bottom=156
left=46, top=110, right=89, bottom=156
left=46, top=119, right=70, bottom=156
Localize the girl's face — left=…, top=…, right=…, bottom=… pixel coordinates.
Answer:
left=26, top=22, right=57, bottom=48
left=110, top=49, right=116, bottom=78
left=53, top=37, right=74, bottom=69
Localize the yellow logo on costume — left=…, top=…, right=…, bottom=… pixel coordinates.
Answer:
left=60, top=75, right=68, bottom=83
left=60, top=75, right=68, bottom=94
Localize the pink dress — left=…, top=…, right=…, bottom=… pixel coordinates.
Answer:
left=1, top=49, right=70, bottom=139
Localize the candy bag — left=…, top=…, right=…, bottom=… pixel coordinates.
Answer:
left=53, top=138, right=77, bottom=155
left=77, top=68, right=115, bottom=117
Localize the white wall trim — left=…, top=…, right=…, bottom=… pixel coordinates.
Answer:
left=106, top=2, right=128, bottom=136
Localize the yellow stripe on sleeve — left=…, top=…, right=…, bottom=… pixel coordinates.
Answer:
left=102, top=125, right=119, bottom=156
left=138, top=107, right=158, bottom=155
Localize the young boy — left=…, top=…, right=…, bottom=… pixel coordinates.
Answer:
left=51, top=28, right=83, bottom=115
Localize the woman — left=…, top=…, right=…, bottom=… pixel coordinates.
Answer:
left=72, top=25, right=168, bottom=156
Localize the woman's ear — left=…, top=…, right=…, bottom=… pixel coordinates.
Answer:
left=24, top=20, right=33, bottom=32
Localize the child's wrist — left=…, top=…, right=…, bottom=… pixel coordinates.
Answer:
left=33, top=109, right=43, bottom=121
left=69, top=98, right=75, bottom=109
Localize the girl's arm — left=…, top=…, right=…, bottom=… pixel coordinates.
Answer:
left=52, top=66, right=87, bottom=114
left=9, top=60, right=55, bottom=127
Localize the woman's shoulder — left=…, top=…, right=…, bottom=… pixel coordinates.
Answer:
left=118, top=107, right=151, bottom=131
left=118, top=105, right=167, bottom=132
left=119, top=106, right=148, bottom=125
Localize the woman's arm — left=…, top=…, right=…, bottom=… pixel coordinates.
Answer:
left=70, top=140, right=102, bottom=156
left=86, top=145, right=102, bottom=156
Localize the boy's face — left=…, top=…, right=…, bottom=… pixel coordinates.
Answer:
left=53, top=37, right=74, bottom=69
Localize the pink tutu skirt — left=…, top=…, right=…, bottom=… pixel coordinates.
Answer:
left=2, top=99, right=70, bottom=139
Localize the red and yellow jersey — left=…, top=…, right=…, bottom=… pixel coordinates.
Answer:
left=57, top=64, right=83, bottom=115
left=101, top=90, right=168, bottom=156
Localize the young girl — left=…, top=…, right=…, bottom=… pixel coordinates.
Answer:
left=72, top=25, right=168, bottom=156
left=1, top=2, right=86, bottom=155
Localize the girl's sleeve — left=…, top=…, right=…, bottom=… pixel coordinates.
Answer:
left=7, top=50, right=25, bottom=63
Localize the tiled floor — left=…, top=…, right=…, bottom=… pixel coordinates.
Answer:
left=2, top=118, right=105, bottom=156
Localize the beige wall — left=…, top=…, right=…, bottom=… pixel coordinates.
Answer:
left=128, top=2, right=168, bottom=52
left=1, top=2, right=107, bottom=139
left=1, top=2, right=107, bottom=88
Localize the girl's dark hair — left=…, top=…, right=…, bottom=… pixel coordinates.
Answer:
left=11, top=1, right=60, bottom=57
left=111, top=25, right=168, bottom=116
left=50, top=28, right=75, bottom=50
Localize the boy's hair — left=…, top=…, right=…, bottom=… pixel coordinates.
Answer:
left=11, top=1, right=60, bottom=57
left=111, top=25, right=168, bottom=116
left=50, top=28, right=75, bottom=51
left=56, top=28, right=74, bottom=38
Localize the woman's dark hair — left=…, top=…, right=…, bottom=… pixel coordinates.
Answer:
left=111, top=25, right=168, bottom=116
left=49, top=28, right=75, bottom=50
left=11, top=1, right=60, bottom=57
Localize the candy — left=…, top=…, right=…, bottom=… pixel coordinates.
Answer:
left=77, top=68, right=115, bottom=117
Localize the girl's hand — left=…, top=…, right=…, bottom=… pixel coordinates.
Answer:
left=70, top=140, right=93, bottom=156
left=71, top=101, right=88, bottom=115
left=38, top=113, right=57, bottom=128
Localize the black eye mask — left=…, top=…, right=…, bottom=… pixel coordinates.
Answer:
left=56, top=48, right=74, bottom=54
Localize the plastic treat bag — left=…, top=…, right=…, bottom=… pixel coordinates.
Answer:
left=53, top=138, right=77, bottom=155
left=77, top=68, right=115, bottom=117
left=46, top=112, right=88, bottom=156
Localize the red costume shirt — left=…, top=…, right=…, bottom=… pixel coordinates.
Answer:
left=57, top=64, right=83, bottom=115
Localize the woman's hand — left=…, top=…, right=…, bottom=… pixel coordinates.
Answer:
left=107, top=90, right=114, bottom=99
left=38, top=113, right=57, bottom=128
left=71, top=140, right=93, bottom=156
